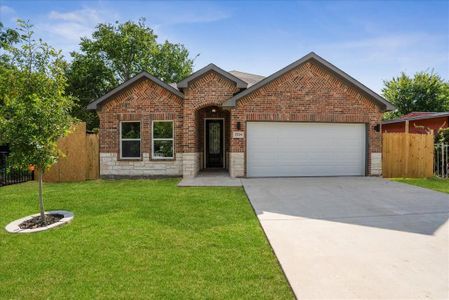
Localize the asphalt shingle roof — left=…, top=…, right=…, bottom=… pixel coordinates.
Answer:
left=228, top=70, right=265, bottom=87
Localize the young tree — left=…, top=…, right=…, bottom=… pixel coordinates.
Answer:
left=66, top=18, right=196, bottom=129
left=0, top=20, right=74, bottom=222
left=382, top=71, right=449, bottom=119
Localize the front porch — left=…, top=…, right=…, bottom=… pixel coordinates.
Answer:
left=182, top=105, right=234, bottom=178
left=178, top=169, right=242, bottom=187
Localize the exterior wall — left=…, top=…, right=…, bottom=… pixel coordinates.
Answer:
left=183, top=71, right=240, bottom=152
left=97, top=78, right=183, bottom=178
left=382, top=121, right=405, bottom=133
left=370, top=153, right=382, bottom=175
left=182, top=152, right=200, bottom=178
left=382, top=117, right=449, bottom=134
left=182, top=71, right=239, bottom=176
left=100, top=153, right=183, bottom=178
left=229, top=152, right=244, bottom=177
left=229, top=60, right=383, bottom=176
left=96, top=61, right=388, bottom=178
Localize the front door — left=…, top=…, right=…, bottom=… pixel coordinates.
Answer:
left=205, top=119, right=224, bottom=168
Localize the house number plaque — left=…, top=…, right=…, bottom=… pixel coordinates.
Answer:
left=233, top=131, right=244, bottom=139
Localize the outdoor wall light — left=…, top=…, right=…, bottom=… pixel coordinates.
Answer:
left=211, top=108, right=216, bottom=113
left=373, top=124, right=380, bottom=132
left=237, top=122, right=241, bottom=130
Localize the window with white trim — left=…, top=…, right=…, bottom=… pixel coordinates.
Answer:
left=120, top=121, right=141, bottom=159
left=152, top=121, right=174, bottom=159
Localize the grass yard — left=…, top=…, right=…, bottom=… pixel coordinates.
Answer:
left=0, top=179, right=293, bottom=299
left=392, top=177, right=449, bottom=194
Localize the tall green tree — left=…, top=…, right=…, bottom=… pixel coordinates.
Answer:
left=0, top=21, right=19, bottom=51
left=0, top=20, right=74, bottom=222
left=382, top=71, right=449, bottom=119
left=67, top=19, right=196, bottom=129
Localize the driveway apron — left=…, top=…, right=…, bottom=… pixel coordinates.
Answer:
left=243, top=177, right=449, bottom=299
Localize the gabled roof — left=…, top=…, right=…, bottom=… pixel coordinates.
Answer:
left=177, top=63, right=248, bottom=89
left=382, top=112, right=449, bottom=125
left=229, top=70, right=265, bottom=87
left=87, top=71, right=184, bottom=110
left=222, top=52, right=395, bottom=111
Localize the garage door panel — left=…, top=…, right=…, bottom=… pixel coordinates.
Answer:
left=247, top=122, right=366, bottom=177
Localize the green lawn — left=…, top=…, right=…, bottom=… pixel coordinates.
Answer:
left=392, top=177, right=449, bottom=194
left=0, top=179, right=293, bottom=299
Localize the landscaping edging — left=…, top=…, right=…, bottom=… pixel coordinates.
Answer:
left=5, top=210, right=74, bottom=233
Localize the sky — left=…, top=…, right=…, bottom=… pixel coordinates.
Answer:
left=1, top=0, right=448, bottom=93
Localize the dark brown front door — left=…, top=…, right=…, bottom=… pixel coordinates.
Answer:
left=205, top=119, right=224, bottom=168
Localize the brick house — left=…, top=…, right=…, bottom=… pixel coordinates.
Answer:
left=382, top=112, right=449, bottom=134
left=87, top=52, right=394, bottom=178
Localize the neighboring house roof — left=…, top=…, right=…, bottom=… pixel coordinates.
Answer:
left=87, top=71, right=184, bottom=110
left=399, top=112, right=436, bottom=119
left=222, top=52, right=395, bottom=111
left=228, top=70, right=265, bottom=87
left=382, top=112, right=449, bottom=125
left=177, top=63, right=248, bottom=89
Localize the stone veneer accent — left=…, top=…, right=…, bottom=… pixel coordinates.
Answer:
left=182, top=152, right=200, bottom=178
left=370, top=152, right=382, bottom=176
left=100, top=153, right=183, bottom=178
left=229, top=153, right=244, bottom=177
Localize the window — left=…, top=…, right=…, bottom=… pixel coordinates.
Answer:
left=152, top=121, right=174, bottom=159
left=120, top=122, right=141, bottom=159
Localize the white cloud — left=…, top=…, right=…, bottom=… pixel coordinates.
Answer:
left=45, top=22, right=96, bottom=43
left=158, top=9, right=230, bottom=26
left=137, top=2, right=231, bottom=28
left=48, top=8, right=102, bottom=24
left=317, top=33, right=447, bottom=68
left=38, top=7, right=114, bottom=53
left=0, top=5, right=15, bottom=15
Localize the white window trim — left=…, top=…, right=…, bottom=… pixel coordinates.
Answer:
left=152, top=120, right=174, bottom=160
left=120, top=121, right=141, bottom=159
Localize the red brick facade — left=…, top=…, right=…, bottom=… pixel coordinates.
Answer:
left=95, top=57, right=386, bottom=178
left=98, top=78, right=183, bottom=159
left=182, top=71, right=239, bottom=153
left=231, top=61, right=383, bottom=175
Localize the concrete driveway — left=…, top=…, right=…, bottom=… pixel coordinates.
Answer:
left=243, top=177, right=449, bottom=299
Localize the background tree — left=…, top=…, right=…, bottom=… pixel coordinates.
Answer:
left=67, top=18, right=196, bottom=129
left=0, top=22, right=19, bottom=108
left=382, top=71, right=449, bottom=119
left=0, top=21, right=19, bottom=54
left=0, top=20, right=74, bottom=222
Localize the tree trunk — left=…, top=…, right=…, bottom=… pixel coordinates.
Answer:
left=38, top=168, right=46, bottom=223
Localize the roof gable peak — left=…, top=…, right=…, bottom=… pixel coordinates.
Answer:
left=177, top=64, right=247, bottom=89
left=222, top=52, right=394, bottom=111
left=87, top=71, right=183, bottom=110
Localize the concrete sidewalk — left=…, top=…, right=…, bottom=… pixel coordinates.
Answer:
left=243, top=177, right=449, bottom=299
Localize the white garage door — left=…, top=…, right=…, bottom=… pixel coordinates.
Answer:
left=247, top=122, right=366, bottom=177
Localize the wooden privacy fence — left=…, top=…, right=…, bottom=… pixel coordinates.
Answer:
left=43, top=122, right=99, bottom=182
left=382, top=132, right=434, bottom=178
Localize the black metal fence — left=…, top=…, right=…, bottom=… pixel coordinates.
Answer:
left=0, top=151, right=34, bottom=187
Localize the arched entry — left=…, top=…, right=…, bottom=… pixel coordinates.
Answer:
left=195, top=106, right=230, bottom=170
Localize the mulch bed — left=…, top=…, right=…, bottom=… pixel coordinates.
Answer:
left=18, top=214, right=64, bottom=229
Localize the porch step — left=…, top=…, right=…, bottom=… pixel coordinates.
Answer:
left=178, top=170, right=242, bottom=187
